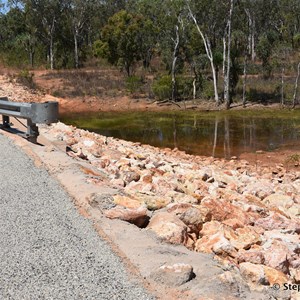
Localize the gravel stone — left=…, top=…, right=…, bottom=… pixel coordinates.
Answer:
left=0, top=134, right=154, bottom=300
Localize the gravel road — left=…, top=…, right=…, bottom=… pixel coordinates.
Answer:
left=0, top=134, right=154, bottom=300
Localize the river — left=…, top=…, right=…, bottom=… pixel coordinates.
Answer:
left=61, top=110, right=300, bottom=159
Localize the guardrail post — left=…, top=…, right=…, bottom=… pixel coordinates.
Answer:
left=1, top=97, right=10, bottom=128
left=2, top=115, right=10, bottom=128
left=26, top=119, right=39, bottom=143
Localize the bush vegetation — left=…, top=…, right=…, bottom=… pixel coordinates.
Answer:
left=1, top=0, right=300, bottom=108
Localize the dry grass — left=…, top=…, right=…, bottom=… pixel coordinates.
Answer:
left=40, top=69, right=126, bottom=98
left=234, top=74, right=298, bottom=106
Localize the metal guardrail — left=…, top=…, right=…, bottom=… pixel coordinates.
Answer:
left=0, top=97, right=58, bottom=143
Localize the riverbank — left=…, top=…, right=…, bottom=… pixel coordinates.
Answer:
left=0, top=72, right=296, bottom=114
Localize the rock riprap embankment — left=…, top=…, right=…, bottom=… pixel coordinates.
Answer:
left=43, top=122, right=300, bottom=293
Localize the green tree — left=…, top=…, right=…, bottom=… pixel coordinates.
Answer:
left=256, top=31, right=278, bottom=78
left=95, top=10, right=154, bottom=76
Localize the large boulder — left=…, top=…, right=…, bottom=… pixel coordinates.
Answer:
left=113, top=195, right=142, bottom=209
left=263, top=266, right=288, bottom=286
left=146, top=212, right=189, bottom=245
left=150, top=263, right=194, bottom=286
left=242, top=180, right=274, bottom=199
left=230, top=226, right=262, bottom=250
left=105, top=205, right=150, bottom=228
left=195, top=231, right=237, bottom=258
left=262, top=193, right=297, bottom=217
left=200, top=198, right=254, bottom=225
left=262, top=239, right=292, bottom=274
left=255, top=212, right=300, bottom=232
left=239, top=262, right=268, bottom=286
left=237, top=249, right=265, bottom=265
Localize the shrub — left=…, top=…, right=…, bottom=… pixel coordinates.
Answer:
left=125, top=75, right=143, bottom=94
left=16, top=70, right=36, bottom=89
left=201, top=80, right=215, bottom=99
left=176, top=76, right=194, bottom=99
left=152, top=75, right=172, bottom=100
left=293, top=33, right=300, bottom=48
left=152, top=75, right=200, bottom=100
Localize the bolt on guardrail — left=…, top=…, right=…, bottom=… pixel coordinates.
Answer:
left=0, top=97, right=59, bottom=143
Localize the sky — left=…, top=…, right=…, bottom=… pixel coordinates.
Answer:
left=0, top=0, right=9, bottom=13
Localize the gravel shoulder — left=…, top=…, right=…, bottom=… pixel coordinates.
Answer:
left=0, top=133, right=154, bottom=300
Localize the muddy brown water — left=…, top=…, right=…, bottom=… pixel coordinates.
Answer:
left=61, top=110, right=300, bottom=159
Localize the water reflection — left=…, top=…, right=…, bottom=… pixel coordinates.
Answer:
left=62, top=112, right=300, bottom=159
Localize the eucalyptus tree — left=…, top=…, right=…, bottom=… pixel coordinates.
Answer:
left=157, top=0, right=187, bottom=101
left=17, top=0, right=67, bottom=70
left=186, top=0, right=234, bottom=106
left=293, top=62, right=300, bottom=108
left=186, top=0, right=220, bottom=105
left=96, top=9, right=155, bottom=76
left=64, top=0, right=98, bottom=68
left=126, top=0, right=160, bottom=69
left=0, top=6, right=29, bottom=64
left=242, top=0, right=258, bottom=61
left=228, top=1, right=250, bottom=106
left=223, top=0, right=234, bottom=109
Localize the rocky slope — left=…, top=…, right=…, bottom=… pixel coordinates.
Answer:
left=42, top=121, right=300, bottom=297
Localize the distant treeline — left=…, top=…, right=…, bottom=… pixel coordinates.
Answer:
left=1, top=0, right=300, bottom=108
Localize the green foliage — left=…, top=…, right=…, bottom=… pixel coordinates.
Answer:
left=256, top=36, right=272, bottom=65
left=213, top=51, right=223, bottom=67
left=201, top=80, right=215, bottom=100
left=93, top=40, right=109, bottom=58
left=152, top=75, right=172, bottom=100
left=152, top=75, right=200, bottom=100
left=125, top=76, right=143, bottom=94
left=100, top=10, right=155, bottom=76
left=293, top=33, right=300, bottom=48
left=1, top=0, right=300, bottom=107
left=176, top=76, right=196, bottom=99
left=256, top=36, right=273, bottom=78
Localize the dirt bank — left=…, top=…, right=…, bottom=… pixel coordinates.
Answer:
left=0, top=72, right=287, bottom=114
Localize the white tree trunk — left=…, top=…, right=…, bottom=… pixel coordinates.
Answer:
left=293, top=62, right=300, bottom=108
left=186, top=1, right=219, bottom=105
left=251, top=19, right=256, bottom=61
left=245, top=8, right=255, bottom=61
left=193, top=78, right=196, bottom=100
left=50, top=36, right=54, bottom=70
left=222, top=37, right=226, bottom=77
left=171, top=24, right=180, bottom=101
left=210, top=55, right=219, bottom=105
left=224, top=0, right=234, bottom=109
left=281, top=67, right=285, bottom=107
left=49, top=17, right=55, bottom=70
left=74, top=28, right=79, bottom=69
